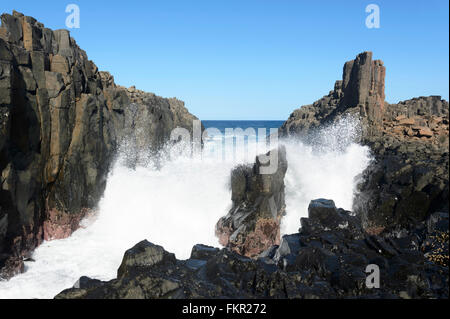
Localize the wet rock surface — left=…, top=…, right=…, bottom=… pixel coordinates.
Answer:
left=215, top=146, right=288, bottom=257
left=0, top=11, right=199, bottom=279
left=279, top=51, right=449, bottom=235
left=353, top=140, right=448, bottom=234
left=56, top=200, right=448, bottom=299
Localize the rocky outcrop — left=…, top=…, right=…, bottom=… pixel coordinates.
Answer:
left=215, top=146, right=287, bottom=257
left=280, top=52, right=387, bottom=140
left=280, top=52, right=448, bottom=145
left=353, top=138, right=448, bottom=234
left=55, top=199, right=448, bottom=299
left=51, top=51, right=448, bottom=300
left=280, top=51, right=449, bottom=234
left=0, top=11, right=199, bottom=279
left=100, top=76, right=200, bottom=166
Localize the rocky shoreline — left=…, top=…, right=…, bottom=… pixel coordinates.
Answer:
left=56, top=52, right=448, bottom=299
left=55, top=198, right=448, bottom=299
left=280, top=52, right=449, bottom=237
left=0, top=11, right=448, bottom=299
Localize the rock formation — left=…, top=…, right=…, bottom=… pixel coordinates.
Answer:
left=0, top=11, right=199, bottom=279
left=52, top=52, right=448, bottom=300
left=280, top=52, right=387, bottom=139
left=215, top=52, right=448, bottom=259
left=280, top=51, right=449, bottom=235
left=55, top=199, right=448, bottom=299
left=215, top=146, right=287, bottom=257
left=1, top=13, right=447, bottom=299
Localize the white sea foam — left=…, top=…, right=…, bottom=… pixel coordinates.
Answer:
left=280, top=116, right=372, bottom=234
left=0, top=116, right=371, bottom=299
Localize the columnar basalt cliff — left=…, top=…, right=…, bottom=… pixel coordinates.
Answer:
left=280, top=52, right=448, bottom=148
left=215, top=146, right=287, bottom=257
left=0, top=11, right=199, bottom=279
left=280, top=52, right=387, bottom=140
left=280, top=51, right=449, bottom=235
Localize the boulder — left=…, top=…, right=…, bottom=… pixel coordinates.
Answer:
left=308, top=199, right=340, bottom=226
left=215, top=146, right=287, bottom=257
left=190, top=244, right=220, bottom=260
left=300, top=199, right=363, bottom=237
left=117, top=240, right=176, bottom=278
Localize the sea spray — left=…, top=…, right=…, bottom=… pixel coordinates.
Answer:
left=0, top=117, right=371, bottom=299
left=281, top=115, right=372, bottom=234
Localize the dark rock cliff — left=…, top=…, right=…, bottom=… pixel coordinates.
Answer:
left=280, top=52, right=387, bottom=140
left=280, top=51, right=449, bottom=235
left=0, top=11, right=199, bottom=279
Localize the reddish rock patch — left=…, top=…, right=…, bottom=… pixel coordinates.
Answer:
left=365, top=226, right=385, bottom=236
left=240, top=218, right=281, bottom=258
left=43, top=207, right=93, bottom=241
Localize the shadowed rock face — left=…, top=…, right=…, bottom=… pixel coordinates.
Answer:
left=216, top=146, right=287, bottom=258
left=0, top=11, right=199, bottom=279
left=279, top=51, right=449, bottom=234
left=55, top=199, right=448, bottom=299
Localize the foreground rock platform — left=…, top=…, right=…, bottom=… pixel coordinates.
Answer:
left=56, top=199, right=448, bottom=299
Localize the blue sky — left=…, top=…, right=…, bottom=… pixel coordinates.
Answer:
left=2, top=0, right=449, bottom=120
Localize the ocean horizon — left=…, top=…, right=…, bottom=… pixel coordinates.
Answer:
left=202, top=120, right=284, bottom=136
